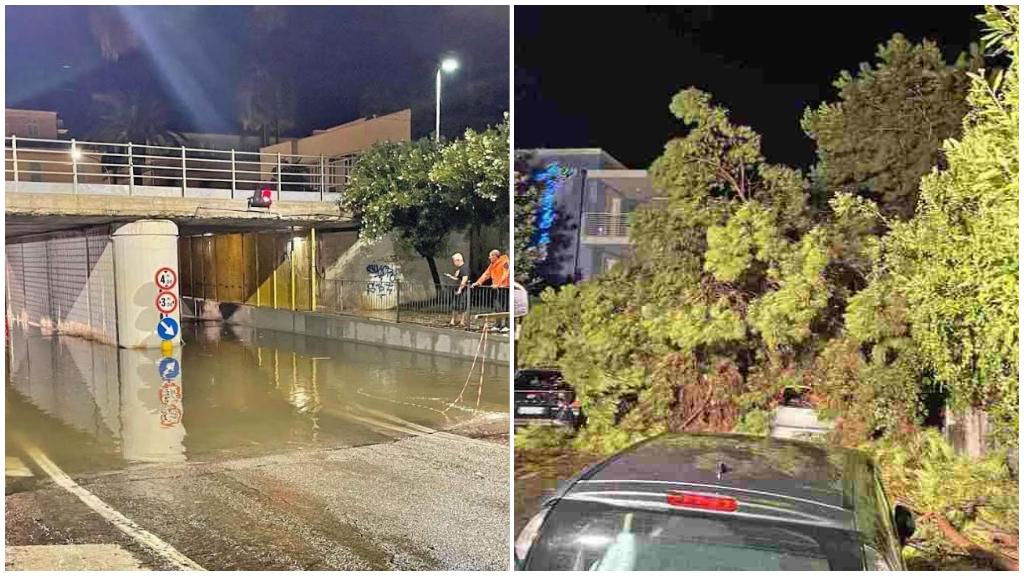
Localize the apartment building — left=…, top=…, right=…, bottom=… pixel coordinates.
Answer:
left=523, top=148, right=660, bottom=286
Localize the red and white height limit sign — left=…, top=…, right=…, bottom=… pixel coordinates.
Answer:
left=155, top=267, right=178, bottom=314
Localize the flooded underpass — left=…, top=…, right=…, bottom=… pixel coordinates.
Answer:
left=5, top=321, right=510, bottom=570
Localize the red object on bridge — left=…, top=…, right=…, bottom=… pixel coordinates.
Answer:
left=249, top=187, right=274, bottom=208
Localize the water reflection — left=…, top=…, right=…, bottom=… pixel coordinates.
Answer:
left=6, top=321, right=507, bottom=472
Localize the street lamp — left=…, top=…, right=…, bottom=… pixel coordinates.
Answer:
left=435, top=57, right=459, bottom=142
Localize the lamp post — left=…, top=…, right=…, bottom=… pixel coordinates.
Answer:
left=435, top=57, right=459, bottom=142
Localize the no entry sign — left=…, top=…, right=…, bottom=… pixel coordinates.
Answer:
left=155, top=267, right=177, bottom=290
left=156, top=291, right=178, bottom=314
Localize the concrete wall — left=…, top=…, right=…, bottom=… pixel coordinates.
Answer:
left=182, top=297, right=509, bottom=364
left=261, top=109, right=411, bottom=157
left=6, top=227, right=118, bottom=344
left=321, top=229, right=467, bottom=280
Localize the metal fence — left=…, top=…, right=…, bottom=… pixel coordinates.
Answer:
left=315, top=278, right=509, bottom=330
left=4, top=135, right=357, bottom=200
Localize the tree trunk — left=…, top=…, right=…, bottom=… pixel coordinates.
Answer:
left=424, top=254, right=441, bottom=290
left=945, top=406, right=990, bottom=459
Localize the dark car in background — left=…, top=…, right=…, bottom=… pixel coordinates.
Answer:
left=514, top=369, right=584, bottom=429
left=515, top=432, right=915, bottom=571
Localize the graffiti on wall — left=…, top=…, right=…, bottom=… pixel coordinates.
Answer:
left=366, top=263, right=398, bottom=296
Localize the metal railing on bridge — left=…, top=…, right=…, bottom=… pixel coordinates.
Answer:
left=4, top=135, right=357, bottom=202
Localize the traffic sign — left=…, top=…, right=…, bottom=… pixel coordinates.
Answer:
left=158, top=357, right=180, bottom=379
left=155, top=267, right=177, bottom=290
left=156, top=317, right=180, bottom=340
left=156, top=291, right=178, bottom=314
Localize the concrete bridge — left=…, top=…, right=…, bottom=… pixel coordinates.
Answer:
left=4, top=136, right=357, bottom=348
left=5, top=136, right=356, bottom=237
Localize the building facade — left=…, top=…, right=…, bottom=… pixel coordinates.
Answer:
left=258, top=108, right=412, bottom=192
left=5, top=109, right=64, bottom=139
left=523, top=148, right=659, bottom=286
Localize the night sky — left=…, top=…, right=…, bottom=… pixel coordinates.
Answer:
left=515, top=6, right=983, bottom=169
left=6, top=6, right=509, bottom=140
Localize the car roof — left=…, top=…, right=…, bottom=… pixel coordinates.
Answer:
left=515, top=368, right=562, bottom=377
left=514, top=369, right=567, bottom=386
left=561, top=432, right=875, bottom=531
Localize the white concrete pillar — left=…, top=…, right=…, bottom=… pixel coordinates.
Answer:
left=112, top=220, right=182, bottom=348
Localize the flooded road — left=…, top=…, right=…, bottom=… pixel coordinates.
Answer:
left=6, top=321, right=510, bottom=570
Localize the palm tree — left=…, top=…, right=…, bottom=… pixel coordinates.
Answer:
left=88, top=6, right=137, bottom=63
left=91, top=92, right=184, bottom=146
left=90, top=92, right=185, bottom=185
left=237, top=6, right=296, bottom=147
left=237, top=70, right=297, bottom=147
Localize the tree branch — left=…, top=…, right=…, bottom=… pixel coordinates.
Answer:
left=927, top=513, right=1019, bottom=571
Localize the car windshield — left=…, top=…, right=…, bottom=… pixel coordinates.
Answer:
left=525, top=500, right=864, bottom=571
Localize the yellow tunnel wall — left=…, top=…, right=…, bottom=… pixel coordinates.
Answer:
left=179, top=231, right=315, bottom=311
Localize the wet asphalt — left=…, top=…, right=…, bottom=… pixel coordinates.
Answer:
left=7, top=432, right=510, bottom=570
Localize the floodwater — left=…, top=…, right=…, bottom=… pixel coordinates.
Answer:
left=6, top=321, right=508, bottom=475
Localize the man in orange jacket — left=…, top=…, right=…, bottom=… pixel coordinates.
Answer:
left=472, top=249, right=510, bottom=332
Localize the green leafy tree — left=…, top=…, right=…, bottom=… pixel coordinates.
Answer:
left=803, top=34, right=980, bottom=219
left=342, top=119, right=509, bottom=286
left=341, top=138, right=450, bottom=285
left=853, top=6, right=1019, bottom=446
left=429, top=115, right=510, bottom=231
left=518, top=89, right=872, bottom=452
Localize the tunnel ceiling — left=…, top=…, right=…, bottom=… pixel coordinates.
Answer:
left=5, top=215, right=358, bottom=240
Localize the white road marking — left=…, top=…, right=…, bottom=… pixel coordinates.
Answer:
left=17, top=440, right=204, bottom=571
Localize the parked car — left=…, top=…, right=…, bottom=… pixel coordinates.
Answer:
left=515, top=432, right=915, bottom=571
left=514, top=369, right=584, bottom=429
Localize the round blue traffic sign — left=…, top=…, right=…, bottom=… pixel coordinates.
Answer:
left=156, top=317, right=180, bottom=340
left=158, top=357, right=180, bottom=379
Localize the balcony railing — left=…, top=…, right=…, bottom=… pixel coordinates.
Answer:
left=3, top=135, right=357, bottom=202
left=581, top=212, right=631, bottom=242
